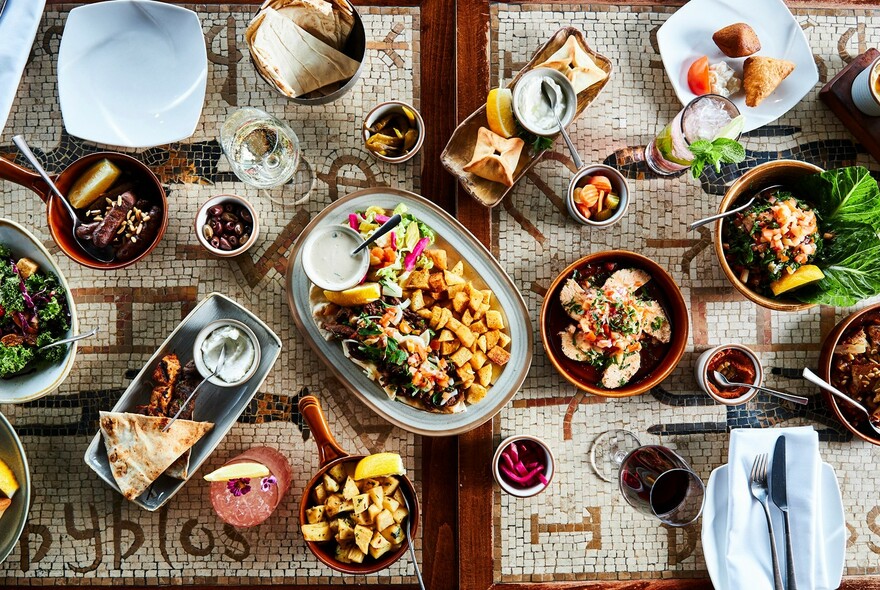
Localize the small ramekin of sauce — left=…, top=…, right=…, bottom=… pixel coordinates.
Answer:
left=300, top=224, right=370, bottom=292
left=694, top=344, right=763, bottom=405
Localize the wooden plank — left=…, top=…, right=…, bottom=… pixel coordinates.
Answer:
left=820, top=49, right=880, bottom=165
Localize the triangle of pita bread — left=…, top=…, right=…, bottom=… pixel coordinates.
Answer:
left=100, top=412, right=213, bottom=500
left=463, top=127, right=525, bottom=187
left=743, top=56, right=795, bottom=107
left=536, top=36, right=607, bottom=94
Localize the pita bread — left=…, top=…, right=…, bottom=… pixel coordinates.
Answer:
left=99, top=412, right=213, bottom=500
left=263, top=0, right=354, bottom=50
left=246, top=8, right=360, bottom=98
left=743, top=56, right=795, bottom=107
left=0, top=497, right=10, bottom=520
left=463, top=127, right=525, bottom=187
left=536, top=36, right=607, bottom=94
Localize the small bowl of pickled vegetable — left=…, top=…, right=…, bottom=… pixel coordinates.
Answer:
left=567, top=165, right=629, bottom=227
left=492, top=435, right=554, bottom=498
left=362, top=101, right=424, bottom=164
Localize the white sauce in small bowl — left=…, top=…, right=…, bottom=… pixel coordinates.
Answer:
left=515, top=76, right=566, bottom=135
left=301, top=225, right=370, bottom=292
left=201, top=325, right=256, bottom=384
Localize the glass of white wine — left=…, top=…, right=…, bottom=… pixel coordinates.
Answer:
left=220, top=107, right=314, bottom=204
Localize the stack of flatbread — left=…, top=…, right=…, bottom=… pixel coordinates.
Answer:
left=100, top=411, right=213, bottom=501
left=535, top=36, right=608, bottom=94
left=246, top=0, right=361, bottom=98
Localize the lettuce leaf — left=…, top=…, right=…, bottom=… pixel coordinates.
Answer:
left=795, top=166, right=880, bottom=232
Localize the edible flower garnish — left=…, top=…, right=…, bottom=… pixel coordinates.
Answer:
left=227, top=477, right=251, bottom=497
left=260, top=475, right=277, bottom=492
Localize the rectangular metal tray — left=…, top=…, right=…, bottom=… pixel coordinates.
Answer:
left=83, top=292, right=282, bottom=511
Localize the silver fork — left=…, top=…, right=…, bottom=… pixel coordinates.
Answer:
left=749, top=453, right=785, bottom=590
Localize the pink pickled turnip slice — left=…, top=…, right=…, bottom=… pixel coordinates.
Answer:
left=499, top=463, right=545, bottom=487
left=375, top=214, right=390, bottom=223
left=404, top=237, right=430, bottom=272
left=390, top=231, right=397, bottom=249
left=348, top=213, right=359, bottom=230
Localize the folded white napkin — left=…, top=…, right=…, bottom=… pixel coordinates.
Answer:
left=725, top=427, right=828, bottom=590
left=0, top=0, right=46, bottom=135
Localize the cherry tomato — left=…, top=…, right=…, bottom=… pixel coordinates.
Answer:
left=687, top=56, right=710, bottom=96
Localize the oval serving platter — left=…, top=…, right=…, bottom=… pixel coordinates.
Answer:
left=285, top=188, right=533, bottom=436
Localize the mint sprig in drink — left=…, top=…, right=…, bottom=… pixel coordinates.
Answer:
left=645, top=94, right=743, bottom=176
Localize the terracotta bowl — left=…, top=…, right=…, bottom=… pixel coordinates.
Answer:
left=0, top=152, right=168, bottom=270
left=298, top=396, right=420, bottom=574
left=818, top=303, right=880, bottom=446
left=540, top=250, right=689, bottom=397
left=713, top=160, right=823, bottom=312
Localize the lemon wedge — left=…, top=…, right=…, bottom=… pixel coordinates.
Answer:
left=354, top=453, right=406, bottom=481
left=0, top=458, right=19, bottom=498
left=486, top=88, right=517, bottom=138
left=203, top=462, right=270, bottom=482
left=323, top=283, right=382, bottom=307
left=770, top=265, right=824, bottom=296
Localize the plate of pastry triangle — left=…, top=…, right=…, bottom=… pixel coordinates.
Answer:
left=84, top=293, right=282, bottom=511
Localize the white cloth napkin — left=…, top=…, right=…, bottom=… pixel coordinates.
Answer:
left=0, top=0, right=46, bottom=135
left=725, top=427, right=829, bottom=590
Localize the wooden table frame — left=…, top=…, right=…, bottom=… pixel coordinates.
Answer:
left=21, top=1, right=880, bottom=589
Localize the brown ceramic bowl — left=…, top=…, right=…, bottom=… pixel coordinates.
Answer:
left=818, top=303, right=880, bottom=446
left=298, top=396, right=420, bottom=574
left=540, top=250, right=689, bottom=397
left=714, top=160, right=823, bottom=312
left=0, top=152, right=168, bottom=270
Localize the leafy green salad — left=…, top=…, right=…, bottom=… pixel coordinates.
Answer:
left=0, top=244, right=71, bottom=377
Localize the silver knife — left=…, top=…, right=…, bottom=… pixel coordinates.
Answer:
left=771, top=436, right=797, bottom=590
left=0, top=0, right=8, bottom=21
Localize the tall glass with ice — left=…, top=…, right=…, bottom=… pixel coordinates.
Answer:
left=210, top=446, right=292, bottom=528
left=645, top=94, right=742, bottom=176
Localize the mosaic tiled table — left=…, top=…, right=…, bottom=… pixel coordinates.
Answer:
left=3, top=1, right=880, bottom=589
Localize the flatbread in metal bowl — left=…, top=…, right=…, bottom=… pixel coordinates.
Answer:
left=99, top=412, right=213, bottom=501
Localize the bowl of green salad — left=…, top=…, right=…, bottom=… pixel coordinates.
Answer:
left=0, top=219, right=78, bottom=403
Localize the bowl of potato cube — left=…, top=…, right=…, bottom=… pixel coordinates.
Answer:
left=298, top=396, right=419, bottom=573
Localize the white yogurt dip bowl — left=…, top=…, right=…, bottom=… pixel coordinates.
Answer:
left=512, top=68, right=577, bottom=137
left=301, top=224, right=370, bottom=292
left=193, top=319, right=260, bottom=387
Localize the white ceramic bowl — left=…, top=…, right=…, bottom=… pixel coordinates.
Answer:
left=0, top=410, right=29, bottom=565
left=566, top=164, right=630, bottom=227
left=694, top=344, right=763, bottom=405
left=195, top=195, right=259, bottom=257
left=852, top=56, right=880, bottom=117
left=0, top=219, right=79, bottom=403
left=300, top=224, right=370, bottom=292
left=193, top=319, right=261, bottom=388
left=512, top=67, right=577, bottom=137
left=363, top=101, right=425, bottom=164
left=57, top=0, right=207, bottom=148
left=492, top=435, right=555, bottom=498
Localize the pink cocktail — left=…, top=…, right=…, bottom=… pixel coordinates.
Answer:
left=210, top=446, right=291, bottom=528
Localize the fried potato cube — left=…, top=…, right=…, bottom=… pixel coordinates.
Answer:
left=329, top=463, right=347, bottom=482
left=481, top=289, right=493, bottom=305
left=477, top=335, right=488, bottom=353
left=306, top=505, right=326, bottom=524
left=406, top=269, right=430, bottom=290
left=302, top=522, right=333, bottom=542
left=422, top=293, right=435, bottom=307
left=477, top=364, right=493, bottom=387
left=466, top=383, right=488, bottom=404
left=450, top=261, right=464, bottom=276
left=368, top=486, right=385, bottom=506
left=323, top=473, right=341, bottom=493
left=428, top=272, right=447, bottom=293
left=450, top=346, right=473, bottom=367
left=487, top=346, right=511, bottom=366
left=393, top=505, right=409, bottom=524
left=326, top=494, right=351, bottom=517
left=452, top=291, right=469, bottom=313
left=440, top=341, right=460, bottom=356
left=382, top=497, right=400, bottom=513
left=369, top=532, right=393, bottom=559
left=456, top=365, right=475, bottom=388
left=353, top=493, right=370, bottom=514
left=454, top=325, right=476, bottom=349
left=425, top=248, right=448, bottom=270
left=429, top=306, right=443, bottom=328
left=354, top=524, right=373, bottom=554
left=367, top=503, right=383, bottom=522
left=485, top=330, right=501, bottom=350
left=382, top=523, right=405, bottom=545
left=410, top=290, right=426, bottom=311
left=462, top=309, right=474, bottom=326
left=446, top=317, right=462, bottom=332
left=16, top=258, right=39, bottom=279
left=375, top=509, right=395, bottom=532
left=347, top=546, right=367, bottom=564
left=470, top=349, right=487, bottom=370
left=336, top=518, right=355, bottom=541
left=447, top=283, right=466, bottom=298
left=486, top=310, right=505, bottom=330
left=445, top=270, right=466, bottom=287
left=466, top=287, right=484, bottom=312
left=381, top=476, right=400, bottom=496
left=313, top=483, right=328, bottom=504
left=470, top=320, right=487, bottom=335
left=498, top=332, right=511, bottom=347
left=437, top=308, right=453, bottom=330
left=437, top=329, right=455, bottom=342
left=360, top=478, right=383, bottom=491
left=353, top=510, right=373, bottom=526
left=342, top=477, right=360, bottom=500
left=417, top=308, right=433, bottom=319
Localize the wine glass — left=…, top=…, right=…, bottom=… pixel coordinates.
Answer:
left=219, top=107, right=314, bottom=205
left=618, top=445, right=705, bottom=527
left=589, top=429, right=642, bottom=483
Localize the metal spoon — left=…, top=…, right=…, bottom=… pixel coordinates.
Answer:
left=38, top=328, right=98, bottom=351
left=12, top=135, right=116, bottom=263
left=802, top=368, right=880, bottom=436
left=162, top=345, right=227, bottom=432
left=540, top=80, right=582, bottom=169
left=688, top=196, right=756, bottom=231
left=399, top=491, right=426, bottom=590
left=352, top=213, right=402, bottom=255
left=711, top=371, right=809, bottom=405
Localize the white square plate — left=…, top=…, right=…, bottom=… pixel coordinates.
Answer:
left=57, top=0, right=207, bottom=148
left=656, top=0, right=818, bottom=133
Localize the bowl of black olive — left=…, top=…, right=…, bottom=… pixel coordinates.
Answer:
left=196, top=195, right=258, bottom=257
